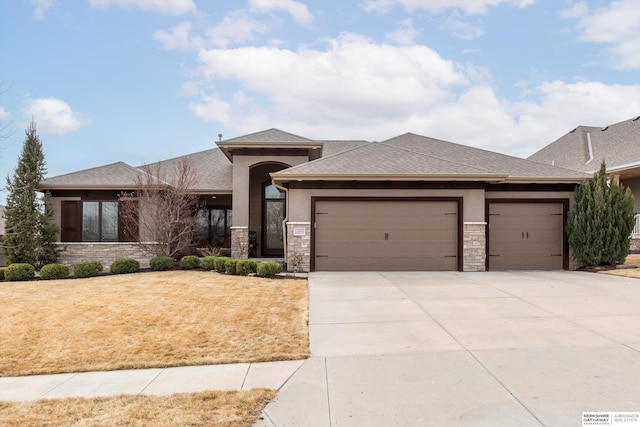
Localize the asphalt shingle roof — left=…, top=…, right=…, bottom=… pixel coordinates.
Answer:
left=274, top=133, right=588, bottom=182
left=222, top=128, right=314, bottom=144
left=40, top=162, right=145, bottom=189
left=528, top=116, right=640, bottom=173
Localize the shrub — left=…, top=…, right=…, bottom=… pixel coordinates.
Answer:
left=224, top=258, right=239, bottom=275
left=180, top=255, right=201, bottom=270
left=0, top=269, right=4, bottom=281
left=150, top=256, right=174, bottom=271
left=40, top=263, right=70, bottom=280
left=213, top=257, right=228, bottom=273
left=257, top=261, right=282, bottom=277
left=74, top=260, right=103, bottom=278
left=5, top=263, right=35, bottom=281
left=110, top=258, right=140, bottom=274
left=567, top=161, right=636, bottom=266
left=236, top=259, right=257, bottom=276
left=201, top=256, right=217, bottom=271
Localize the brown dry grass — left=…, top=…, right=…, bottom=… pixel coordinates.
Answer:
left=600, top=254, right=640, bottom=279
left=0, top=389, right=276, bottom=427
left=0, top=271, right=308, bottom=377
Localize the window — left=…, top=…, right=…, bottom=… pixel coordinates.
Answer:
left=193, top=207, right=232, bottom=247
left=82, top=201, right=118, bottom=241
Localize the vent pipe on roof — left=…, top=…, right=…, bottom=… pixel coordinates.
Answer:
left=585, top=132, right=594, bottom=165
left=218, top=133, right=223, bottom=142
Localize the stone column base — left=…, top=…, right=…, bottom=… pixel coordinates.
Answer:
left=286, top=222, right=311, bottom=272
left=463, top=222, right=486, bottom=272
left=231, top=226, right=249, bottom=259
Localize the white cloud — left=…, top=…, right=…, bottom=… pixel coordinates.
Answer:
left=88, top=0, right=196, bottom=15
left=31, top=0, right=57, bottom=20
left=439, top=12, right=484, bottom=40
left=186, top=34, right=640, bottom=157
left=205, top=11, right=271, bottom=48
left=248, top=0, right=313, bottom=25
left=0, top=107, right=10, bottom=120
left=567, top=0, right=640, bottom=69
left=362, top=0, right=535, bottom=15
left=154, top=22, right=199, bottom=50
left=23, top=98, right=88, bottom=135
left=385, top=19, right=420, bottom=45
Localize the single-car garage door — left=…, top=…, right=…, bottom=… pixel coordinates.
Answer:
left=488, top=202, right=564, bottom=270
left=313, top=199, right=459, bottom=271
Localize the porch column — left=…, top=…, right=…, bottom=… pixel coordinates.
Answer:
left=231, top=156, right=251, bottom=259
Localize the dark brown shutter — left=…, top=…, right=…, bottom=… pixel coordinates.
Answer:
left=118, top=199, right=139, bottom=242
left=61, top=201, right=82, bottom=242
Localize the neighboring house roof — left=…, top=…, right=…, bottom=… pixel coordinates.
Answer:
left=528, top=115, right=640, bottom=175
left=273, top=133, right=588, bottom=184
left=39, top=162, right=146, bottom=190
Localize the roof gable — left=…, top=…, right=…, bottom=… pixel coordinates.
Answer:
left=221, top=128, right=314, bottom=144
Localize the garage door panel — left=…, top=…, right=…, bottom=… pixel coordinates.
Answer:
left=488, top=202, right=564, bottom=270
left=314, top=200, right=458, bottom=271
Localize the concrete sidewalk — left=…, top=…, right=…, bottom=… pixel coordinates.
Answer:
left=0, top=359, right=305, bottom=401
left=257, top=271, right=640, bottom=427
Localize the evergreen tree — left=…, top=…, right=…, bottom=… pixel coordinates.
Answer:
left=567, top=161, right=636, bottom=267
left=2, top=121, right=59, bottom=268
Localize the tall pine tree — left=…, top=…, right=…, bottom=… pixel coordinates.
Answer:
left=2, top=121, right=59, bottom=268
left=567, top=161, right=636, bottom=267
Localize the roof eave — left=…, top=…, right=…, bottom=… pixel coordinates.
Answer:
left=272, top=173, right=508, bottom=183
left=503, top=176, right=586, bottom=184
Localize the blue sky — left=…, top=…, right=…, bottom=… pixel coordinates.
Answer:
left=1, top=0, right=640, bottom=200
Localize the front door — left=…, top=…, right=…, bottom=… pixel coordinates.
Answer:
left=263, top=183, right=285, bottom=256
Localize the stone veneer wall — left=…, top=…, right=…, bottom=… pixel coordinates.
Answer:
left=286, top=222, right=311, bottom=272
left=630, top=238, right=640, bottom=253
left=463, top=222, right=486, bottom=272
left=56, top=242, right=158, bottom=269
left=231, top=226, right=249, bottom=259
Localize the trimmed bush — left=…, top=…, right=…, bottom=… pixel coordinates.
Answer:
left=5, top=263, right=36, bottom=281
left=213, top=257, right=228, bottom=273
left=0, top=269, right=4, bottom=281
left=110, top=258, right=140, bottom=274
left=150, top=256, right=174, bottom=271
left=180, top=255, right=201, bottom=270
left=257, top=261, right=282, bottom=277
left=201, top=256, right=217, bottom=271
left=74, top=260, right=103, bottom=278
left=224, top=258, right=239, bottom=275
left=236, top=259, right=257, bottom=276
left=40, top=263, right=70, bottom=280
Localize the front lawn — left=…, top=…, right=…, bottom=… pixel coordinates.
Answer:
left=0, top=271, right=309, bottom=377
left=0, top=389, right=275, bottom=427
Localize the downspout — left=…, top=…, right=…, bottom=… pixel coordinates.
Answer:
left=273, top=179, right=289, bottom=271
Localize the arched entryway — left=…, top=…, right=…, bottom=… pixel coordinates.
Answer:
left=249, top=162, right=289, bottom=257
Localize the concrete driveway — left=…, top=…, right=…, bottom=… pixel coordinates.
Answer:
left=257, top=271, right=640, bottom=426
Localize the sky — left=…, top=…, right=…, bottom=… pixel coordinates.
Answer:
left=1, top=0, right=640, bottom=200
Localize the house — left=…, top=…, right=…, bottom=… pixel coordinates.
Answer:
left=528, top=115, right=640, bottom=250
left=40, top=129, right=589, bottom=271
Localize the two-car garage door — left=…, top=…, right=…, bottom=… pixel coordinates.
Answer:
left=313, top=199, right=460, bottom=271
